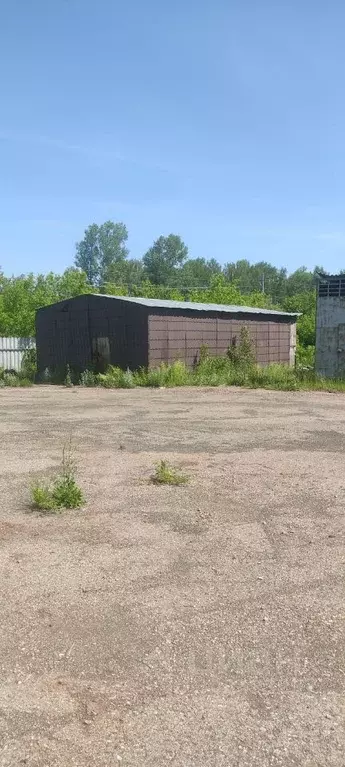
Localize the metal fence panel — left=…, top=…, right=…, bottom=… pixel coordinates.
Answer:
left=0, top=337, right=36, bottom=372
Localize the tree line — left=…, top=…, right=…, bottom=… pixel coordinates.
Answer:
left=0, top=219, right=323, bottom=361
left=74, top=220, right=320, bottom=300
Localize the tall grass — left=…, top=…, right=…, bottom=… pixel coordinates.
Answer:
left=0, top=368, right=34, bottom=387
left=66, top=328, right=345, bottom=394
left=88, top=359, right=345, bottom=393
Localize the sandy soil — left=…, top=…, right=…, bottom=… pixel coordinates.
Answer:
left=0, top=386, right=344, bottom=766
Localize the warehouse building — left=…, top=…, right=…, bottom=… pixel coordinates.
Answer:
left=36, top=294, right=298, bottom=375
left=316, top=273, right=345, bottom=377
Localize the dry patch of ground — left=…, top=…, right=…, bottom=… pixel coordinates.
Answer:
left=0, top=386, right=344, bottom=766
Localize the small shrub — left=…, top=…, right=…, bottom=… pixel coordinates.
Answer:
left=19, top=377, right=34, bottom=387
left=3, top=373, right=20, bottom=387
left=30, top=439, right=84, bottom=512
left=227, top=327, right=256, bottom=368
left=51, top=474, right=84, bottom=509
left=135, top=361, right=190, bottom=388
left=0, top=370, right=33, bottom=387
left=21, top=348, right=37, bottom=381
left=135, top=366, right=164, bottom=387
left=151, top=459, right=189, bottom=485
left=97, top=366, right=135, bottom=388
left=31, top=482, right=57, bottom=512
left=296, top=344, right=315, bottom=368
left=198, top=344, right=210, bottom=364
left=64, top=365, right=73, bottom=387
left=122, top=369, right=135, bottom=388
left=80, top=369, right=98, bottom=387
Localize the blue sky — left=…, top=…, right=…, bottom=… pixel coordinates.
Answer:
left=1, top=0, right=345, bottom=276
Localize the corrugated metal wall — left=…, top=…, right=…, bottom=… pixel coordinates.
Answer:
left=0, top=337, right=36, bottom=372
left=148, top=316, right=294, bottom=368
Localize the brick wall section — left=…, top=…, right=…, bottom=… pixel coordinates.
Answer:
left=148, top=315, right=292, bottom=368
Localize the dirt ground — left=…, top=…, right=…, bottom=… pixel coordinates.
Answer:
left=0, top=386, right=344, bottom=766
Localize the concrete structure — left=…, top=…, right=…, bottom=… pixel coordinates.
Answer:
left=36, top=294, right=298, bottom=375
left=316, top=274, right=345, bottom=377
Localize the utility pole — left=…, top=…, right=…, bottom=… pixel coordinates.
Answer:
left=261, top=272, right=265, bottom=293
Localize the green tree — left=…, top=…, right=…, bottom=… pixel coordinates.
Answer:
left=173, top=257, right=221, bottom=289
left=283, top=291, right=316, bottom=348
left=75, top=221, right=129, bottom=285
left=102, top=258, right=144, bottom=289
left=223, top=259, right=287, bottom=302
left=74, top=224, right=100, bottom=285
left=285, top=267, right=315, bottom=296
left=0, top=269, right=92, bottom=336
left=189, top=274, right=274, bottom=309
left=143, top=234, right=188, bottom=285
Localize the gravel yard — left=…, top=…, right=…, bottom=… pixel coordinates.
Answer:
left=0, top=386, right=344, bottom=766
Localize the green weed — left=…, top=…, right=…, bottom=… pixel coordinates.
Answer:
left=97, top=366, right=135, bottom=388
left=31, top=483, right=57, bottom=512
left=3, top=373, right=20, bottom=387
left=0, top=370, right=34, bottom=387
left=80, top=369, right=98, bottom=387
left=30, top=440, right=84, bottom=512
left=21, top=348, right=37, bottom=381
left=64, top=365, right=73, bottom=387
left=135, top=361, right=191, bottom=388
left=151, top=459, right=190, bottom=486
left=227, top=327, right=256, bottom=368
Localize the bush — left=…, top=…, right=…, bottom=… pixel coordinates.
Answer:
left=0, top=370, right=33, bottom=387
left=31, top=483, right=57, bottom=512
left=3, top=373, right=20, bottom=387
left=97, top=366, right=135, bottom=388
left=80, top=369, right=98, bottom=387
left=227, top=327, right=256, bottom=368
left=19, top=377, right=34, bottom=387
left=135, top=361, right=191, bottom=388
left=51, top=474, right=84, bottom=509
left=30, top=440, right=84, bottom=512
left=21, top=348, right=37, bottom=381
left=296, top=344, right=315, bottom=368
left=150, top=460, right=189, bottom=485
left=64, top=365, right=73, bottom=387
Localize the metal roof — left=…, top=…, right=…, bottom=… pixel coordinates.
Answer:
left=96, top=294, right=299, bottom=318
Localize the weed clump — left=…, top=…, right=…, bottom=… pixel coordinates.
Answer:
left=21, top=348, right=37, bottom=381
left=30, top=440, right=84, bottom=512
left=80, top=369, right=98, bottom=387
left=151, top=460, right=189, bottom=486
left=31, top=483, right=57, bottom=511
left=97, top=366, right=135, bottom=388
left=64, top=365, right=73, bottom=387
left=227, top=327, right=256, bottom=368
left=135, top=361, right=191, bottom=388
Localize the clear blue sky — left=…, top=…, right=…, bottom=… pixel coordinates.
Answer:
left=1, top=0, right=345, bottom=276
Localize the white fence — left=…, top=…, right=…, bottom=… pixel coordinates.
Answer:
left=0, top=337, right=36, bottom=372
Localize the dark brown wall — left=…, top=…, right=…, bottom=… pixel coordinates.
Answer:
left=88, top=296, right=148, bottom=369
left=36, top=295, right=92, bottom=374
left=148, top=313, right=293, bottom=367
left=36, top=295, right=149, bottom=375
